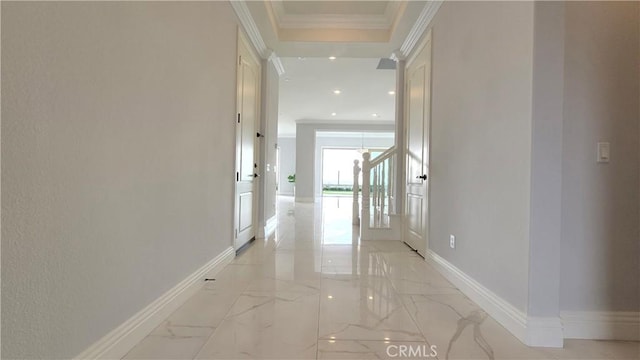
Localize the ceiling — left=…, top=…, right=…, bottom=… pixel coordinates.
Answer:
left=278, top=57, right=395, bottom=136
left=246, top=0, right=429, bottom=58
left=241, top=1, right=433, bottom=137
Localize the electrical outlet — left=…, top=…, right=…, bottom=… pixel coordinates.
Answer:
left=449, top=235, right=456, bottom=249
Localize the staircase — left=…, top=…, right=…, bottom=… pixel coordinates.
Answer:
left=353, top=147, right=402, bottom=240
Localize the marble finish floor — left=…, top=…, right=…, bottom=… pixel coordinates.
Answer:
left=124, top=196, right=639, bottom=360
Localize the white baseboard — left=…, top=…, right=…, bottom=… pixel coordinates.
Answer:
left=258, top=215, right=277, bottom=239
left=562, top=311, right=640, bottom=341
left=526, top=317, right=564, bottom=347
left=425, top=250, right=563, bottom=348
left=75, top=247, right=235, bottom=359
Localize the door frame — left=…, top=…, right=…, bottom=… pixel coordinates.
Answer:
left=402, top=30, right=433, bottom=255
left=234, top=29, right=262, bottom=250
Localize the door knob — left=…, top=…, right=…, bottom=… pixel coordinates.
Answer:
left=416, top=174, right=427, bottom=180
left=253, top=173, right=260, bottom=178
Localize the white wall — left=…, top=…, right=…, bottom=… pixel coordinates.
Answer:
left=528, top=1, right=565, bottom=319
left=1, top=2, right=239, bottom=358
left=278, top=137, right=296, bottom=196
left=560, top=1, right=640, bottom=313
left=258, top=60, right=280, bottom=231
left=427, top=1, right=535, bottom=312
left=423, top=1, right=639, bottom=342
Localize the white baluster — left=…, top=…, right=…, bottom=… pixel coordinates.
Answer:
left=380, top=161, right=387, bottom=226
left=352, top=159, right=360, bottom=226
left=372, top=164, right=378, bottom=227
left=361, top=152, right=371, bottom=229
left=388, top=156, right=394, bottom=215
left=381, top=159, right=386, bottom=227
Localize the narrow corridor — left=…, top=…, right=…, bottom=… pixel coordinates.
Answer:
left=125, top=197, right=639, bottom=359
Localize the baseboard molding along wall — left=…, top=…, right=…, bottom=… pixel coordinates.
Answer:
left=425, top=250, right=564, bottom=348
left=74, top=247, right=236, bottom=359
left=561, top=311, right=640, bottom=341
left=258, top=215, right=277, bottom=239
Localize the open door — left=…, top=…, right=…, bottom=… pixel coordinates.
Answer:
left=235, top=32, right=261, bottom=250
left=404, top=32, right=432, bottom=256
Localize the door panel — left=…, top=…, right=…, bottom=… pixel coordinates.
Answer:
left=235, top=35, right=260, bottom=250
left=239, top=193, right=253, bottom=232
left=240, top=64, right=257, bottom=181
left=404, top=34, right=432, bottom=257
left=407, top=194, right=423, bottom=237
left=407, top=66, right=425, bottom=185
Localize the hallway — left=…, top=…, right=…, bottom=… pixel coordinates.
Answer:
left=124, top=197, right=638, bottom=360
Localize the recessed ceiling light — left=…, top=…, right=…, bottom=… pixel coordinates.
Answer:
left=368, top=296, right=373, bottom=300
left=331, top=112, right=337, bottom=116
left=297, top=56, right=306, bottom=60
left=372, top=113, right=378, bottom=117
left=329, top=56, right=336, bottom=60
left=333, top=90, right=341, bottom=95
left=388, top=90, right=395, bottom=95
left=327, top=295, right=333, bottom=299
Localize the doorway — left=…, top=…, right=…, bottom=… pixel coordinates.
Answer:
left=403, top=31, right=432, bottom=256
left=321, top=148, right=363, bottom=198
left=234, top=31, right=261, bottom=251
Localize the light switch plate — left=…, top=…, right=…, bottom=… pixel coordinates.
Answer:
left=597, top=142, right=610, bottom=163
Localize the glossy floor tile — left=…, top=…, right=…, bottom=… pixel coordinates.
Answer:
left=124, top=196, right=639, bottom=360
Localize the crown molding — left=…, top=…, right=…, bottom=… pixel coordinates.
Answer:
left=390, top=50, right=406, bottom=62
left=268, top=51, right=285, bottom=76
left=230, top=0, right=285, bottom=76
left=399, top=0, right=442, bottom=58
left=230, top=0, right=267, bottom=57
left=268, top=0, right=402, bottom=30
left=296, top=119, right=395, bottom=126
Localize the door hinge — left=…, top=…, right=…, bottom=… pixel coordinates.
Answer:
left=239, top=55, right=242, bottom=65
left=236, top=172, right=239, bottom=182
left=237, top=113, right=240, bottom=123
left=235, top=229, right=238, bottom=238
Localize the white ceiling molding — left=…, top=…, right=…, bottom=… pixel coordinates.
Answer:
left=316, top=131, right=395, bottom=139
left=230, top=0, right=267, bottom=57
left=390, top=49, right=405, bottom=62
left=230, top=0, right=285, bottom=75
left=399, top=0, right=442, bottom=58
left=296, top=119, right=394, bottom=126
left=267, top=52, right=285, bottom=76
left=268, top=0, right=402, bottom=30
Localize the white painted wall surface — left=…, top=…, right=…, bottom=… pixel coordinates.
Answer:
left=278, top=137, right=296, bottom=196
left=427, top=1, right=535, bottom=312
left=1, top=2, right=239, bottom=358
left=560, top=1, right=640, bottom=313
left=528, top=1, right=565, bottom=319
left=258, top=60, right=280, bottom=230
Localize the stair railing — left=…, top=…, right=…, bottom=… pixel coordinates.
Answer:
left=361, top=146, right=397, bottom=229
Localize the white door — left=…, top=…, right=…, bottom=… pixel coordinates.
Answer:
left=235, top=34, right=260, bottom=250
left=404, top=33, right=432, bottom=256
